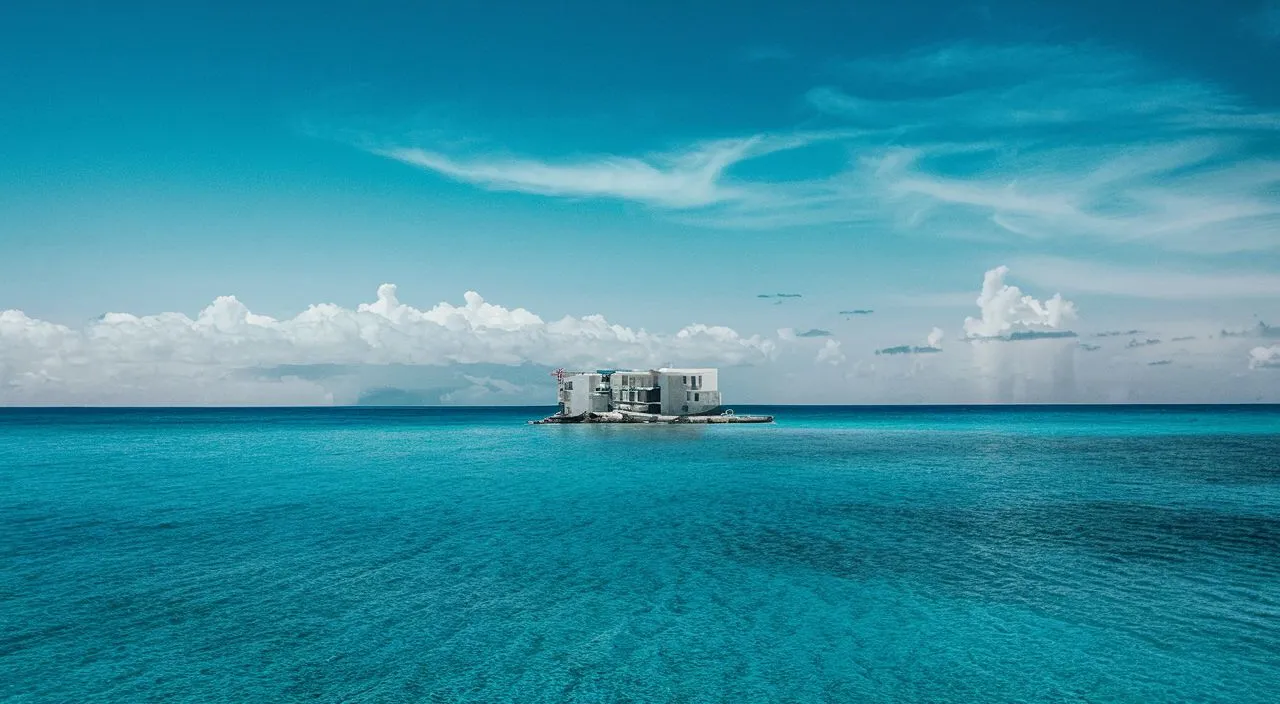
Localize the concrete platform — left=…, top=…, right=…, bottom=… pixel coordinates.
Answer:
left=530, top=410, right=773, bottom=425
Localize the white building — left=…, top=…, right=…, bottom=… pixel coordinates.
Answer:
left=556, top=368, right=721, bottom=417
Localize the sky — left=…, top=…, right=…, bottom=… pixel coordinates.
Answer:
left=2, top=0, right=1280, bottom=405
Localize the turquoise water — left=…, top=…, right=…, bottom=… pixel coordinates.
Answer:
left=2, top=406, right=1278, bottom=703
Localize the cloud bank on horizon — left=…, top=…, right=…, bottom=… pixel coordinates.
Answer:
left=3, top=267, right=1275, bottom=406
left=0, top=285, right=773, bottom=405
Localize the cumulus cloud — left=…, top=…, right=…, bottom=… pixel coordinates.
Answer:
left=0, top=286, right=775, bottom=405
left=816, top=339, right=846, bottom=365
left=1250, top=346, right=1280, bottom=369
left=963, top=266, right=1077, bottom=339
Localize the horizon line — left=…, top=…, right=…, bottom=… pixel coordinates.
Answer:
left=3, top=403, right=1279, bottom=410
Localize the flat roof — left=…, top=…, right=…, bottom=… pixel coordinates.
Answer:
left=657, top=368, right=716, bottom=373
left=562, top=368, right=717, bottom=375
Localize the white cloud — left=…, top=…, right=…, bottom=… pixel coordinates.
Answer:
left=7, top=269, right=1278, bottom=405
left=865, top=140, right=1280, bottom=254
left=0, top=286, right=775, bottom=405
left=361, top=43, right=1280, bottom=245
left=927, top=327, right=944, bottom=348
left=816, top=339, right=845, bottom=365
left=1251, top=345, right=1280, bottom=369
left=773, top=43, right=1280, bottom=245
left=375, top=132, right=848, bottom=210
left=963, top=266, right=1077, bottom=339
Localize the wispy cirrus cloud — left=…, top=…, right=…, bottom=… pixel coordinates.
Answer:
left=863, top=140, right=1280, bottom=253
left=790, top=44, right=1280, bottom=252
left=807, top=42, right=1280, bottom=253
left=376, top=138, right=755, bottom=208
left=374, top=131, right=856, bottom=210
left=367, top=41, right=1280, bottom=255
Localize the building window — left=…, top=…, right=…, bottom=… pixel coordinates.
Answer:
left=694, top=393, right=699, bottom=402
left=697, top=375, right=702, bottom=389
left=682, top=375, right=687, bottom=385
left=566, top=381, right=573, bottom=390
left=686, top=391, right=691, bottom=401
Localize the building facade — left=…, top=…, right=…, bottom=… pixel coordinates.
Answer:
left=556, top=368, right=721, bottom=417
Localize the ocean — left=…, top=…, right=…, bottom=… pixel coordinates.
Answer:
left=2, top=406, right=1278, bottom=703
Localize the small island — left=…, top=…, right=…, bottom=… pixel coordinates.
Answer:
left=531, top=367, right=773, bottom=424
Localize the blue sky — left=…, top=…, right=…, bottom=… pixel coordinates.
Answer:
left=3, top=0, right=1280, bottom=404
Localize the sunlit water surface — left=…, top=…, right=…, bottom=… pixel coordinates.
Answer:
left=3, top=406, right=1278, bottom=702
